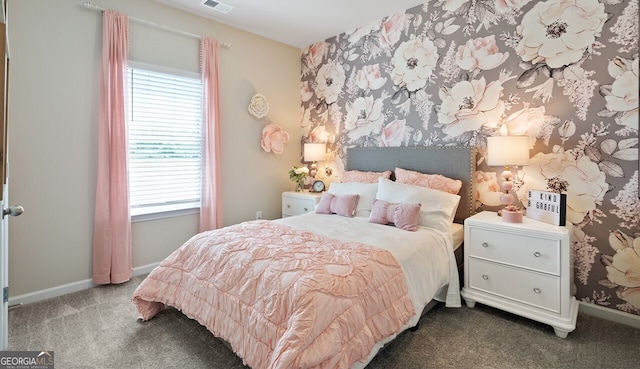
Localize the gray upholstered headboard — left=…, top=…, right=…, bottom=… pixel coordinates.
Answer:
left=346, top=146, right=476, bottom=223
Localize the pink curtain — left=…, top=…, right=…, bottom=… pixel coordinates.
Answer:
left=92, top=10, right=132, bottom=285
left=199, top=37, right=223, bottom=232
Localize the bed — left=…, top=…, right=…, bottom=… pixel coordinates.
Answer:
left=133, top=146, right=476, bottom=369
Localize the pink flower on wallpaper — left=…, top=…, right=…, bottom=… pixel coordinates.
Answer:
left=474, top=171, right=502, bottom=208
left=619, top=281, right=640, bottom=310
left=437, top=77, right=505, bottom=136
left=517, top=151, right=608, bottom=225
left=502, top=104, right=546, bottom=146
left=380, top=118, right=407, bottom=147
left=344, top=96, right=385, bottom=141
left=455, top=35, right=509, bottom=71
left=601, top=231, right=640, bottom=309
left=603, top=57, right=639, bottom=130
left=525, top=77, right=555, bottom=103
left=315, top=61, right=346, bottom=104
left=346, top=20, right=380, bottom=44
left=356, top=64, right=387, bottom=90
left=300, top=81, right=313, bottom=102
left=495, top=0, right=532, bottom=13
left=515, top=0, right=607, bottom=69
left=301, top=107, right=312, bottom=138
left=391, top=36, right=439, bottom=92
left=309, top=125, right=334, bottom=144
left=305, top=41, right=327, bottom=70
left=379, top=12, right=406, bottom=49
left=260, top=124, right=290, bottom=154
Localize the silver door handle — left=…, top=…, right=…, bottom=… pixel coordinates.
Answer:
left=3, top=205, right=24, bottom=218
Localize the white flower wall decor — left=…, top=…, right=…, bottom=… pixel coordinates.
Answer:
left=248, top=93, right=270, bottom=118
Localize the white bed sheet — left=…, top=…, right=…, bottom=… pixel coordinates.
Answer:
left=276, top=213, right=461, bottom=314
left=451, top=222, right=464, bottom=250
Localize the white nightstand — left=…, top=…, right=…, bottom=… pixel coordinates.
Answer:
left=282, top=191, right=322, bottom=217
left=460, top=211, right=578, bottom=338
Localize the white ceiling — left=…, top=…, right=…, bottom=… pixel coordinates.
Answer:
left=153, top=0, right=427, bottom=49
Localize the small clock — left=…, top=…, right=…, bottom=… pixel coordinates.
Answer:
left=311, top=180, right=326, bottom=193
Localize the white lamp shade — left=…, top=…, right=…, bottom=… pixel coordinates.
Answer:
left=486, top=136, right=530, bottom=166
left=303, top=143, right=326, bottom=162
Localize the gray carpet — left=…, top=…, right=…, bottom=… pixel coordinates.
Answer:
left=8, top=275, right=639, bottom=369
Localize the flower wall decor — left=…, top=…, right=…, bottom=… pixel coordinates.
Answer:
left=260, top=124, right=289, bottom=154
left=300, top=0, right=639, bottom=316
left=248, top=93, right=270, bottom=118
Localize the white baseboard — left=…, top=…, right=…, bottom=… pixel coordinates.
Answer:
left=8, top=263, right=159, bottom=307
left=578, top=301, right=640, bottom=329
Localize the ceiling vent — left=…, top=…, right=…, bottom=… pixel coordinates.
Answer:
left=201, top=0, right=234, bottom=14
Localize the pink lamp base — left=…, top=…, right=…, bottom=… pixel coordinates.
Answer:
left=501, top=210, right=523, bottom=223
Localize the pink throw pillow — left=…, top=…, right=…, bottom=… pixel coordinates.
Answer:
left=315, top=193, right=360, bottom=217
left=342, top=170, right=392, bottom=183
left=369, top=199, right=421, bottom=231
left=394, top=167, right=462, bottom=195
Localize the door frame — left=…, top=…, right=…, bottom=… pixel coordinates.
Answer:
left=0, top=0, right=9, bottom=350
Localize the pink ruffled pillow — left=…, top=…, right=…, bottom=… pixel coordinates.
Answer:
left=315, top=193, right=360, bottom=217
left=394, top=167, right=462, bottom=195
left=369, top=199, right=421, bottom=231
left=342, top=170, right=392, bottom=183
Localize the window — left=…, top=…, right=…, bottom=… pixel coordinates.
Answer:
left=127, top=61, right=203, bottom=217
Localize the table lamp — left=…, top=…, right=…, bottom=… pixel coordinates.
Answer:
left=303, top=143, right=326, bottom=178
left=486, top=136, right=530, bottom=213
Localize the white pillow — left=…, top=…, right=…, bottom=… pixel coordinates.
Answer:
left=328, top=182, right=378, bottom=218
left=375, top=177, right=460, bottom=233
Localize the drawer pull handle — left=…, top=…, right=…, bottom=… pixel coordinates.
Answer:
left=287, top=205, right=291, bottom=208
left=482, top=242, right=489, bottom=248
left=533, top=252, right=541, bottom=257
left=533, top=288, right=541, bottom=294
left=303, top=207, right=308, bottom=211
left=482, top=274, right=489, bottom=280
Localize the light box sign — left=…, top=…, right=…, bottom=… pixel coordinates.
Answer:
left=526, top=190, right=567, bottom=226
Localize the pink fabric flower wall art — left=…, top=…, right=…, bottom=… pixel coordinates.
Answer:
left=261, top=123, right=290, bottom=154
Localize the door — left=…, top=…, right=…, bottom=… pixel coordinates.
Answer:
left=0, top=194, right=22, bottom=350
left=0, top=0, right=22, bottom=350
left=0, top=188, right=8, bottom=350
left=0, top=6, right=7, bottom=350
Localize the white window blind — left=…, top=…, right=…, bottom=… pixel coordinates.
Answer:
left=127, top=62, right=203, bottom=215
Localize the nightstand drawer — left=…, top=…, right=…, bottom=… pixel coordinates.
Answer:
left=468, top=227, right=560, bottom=275
left=282, top=196, right=316, bottom=216
left=468, top=258, right=561, bottom=313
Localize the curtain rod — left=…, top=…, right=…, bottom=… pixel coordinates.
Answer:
left=83, top=2, right=232, bottom=48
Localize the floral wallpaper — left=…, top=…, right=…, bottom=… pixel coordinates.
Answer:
left=300, top=0, right=639, bottom=316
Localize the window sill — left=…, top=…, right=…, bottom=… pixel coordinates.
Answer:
left=131, top=203, right=200, bottom=223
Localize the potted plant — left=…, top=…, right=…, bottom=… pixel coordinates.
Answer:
left=288, top=166, right=309, bottom=192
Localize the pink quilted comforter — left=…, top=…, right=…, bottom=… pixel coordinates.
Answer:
left=133, top=220, right=415, bottom=369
